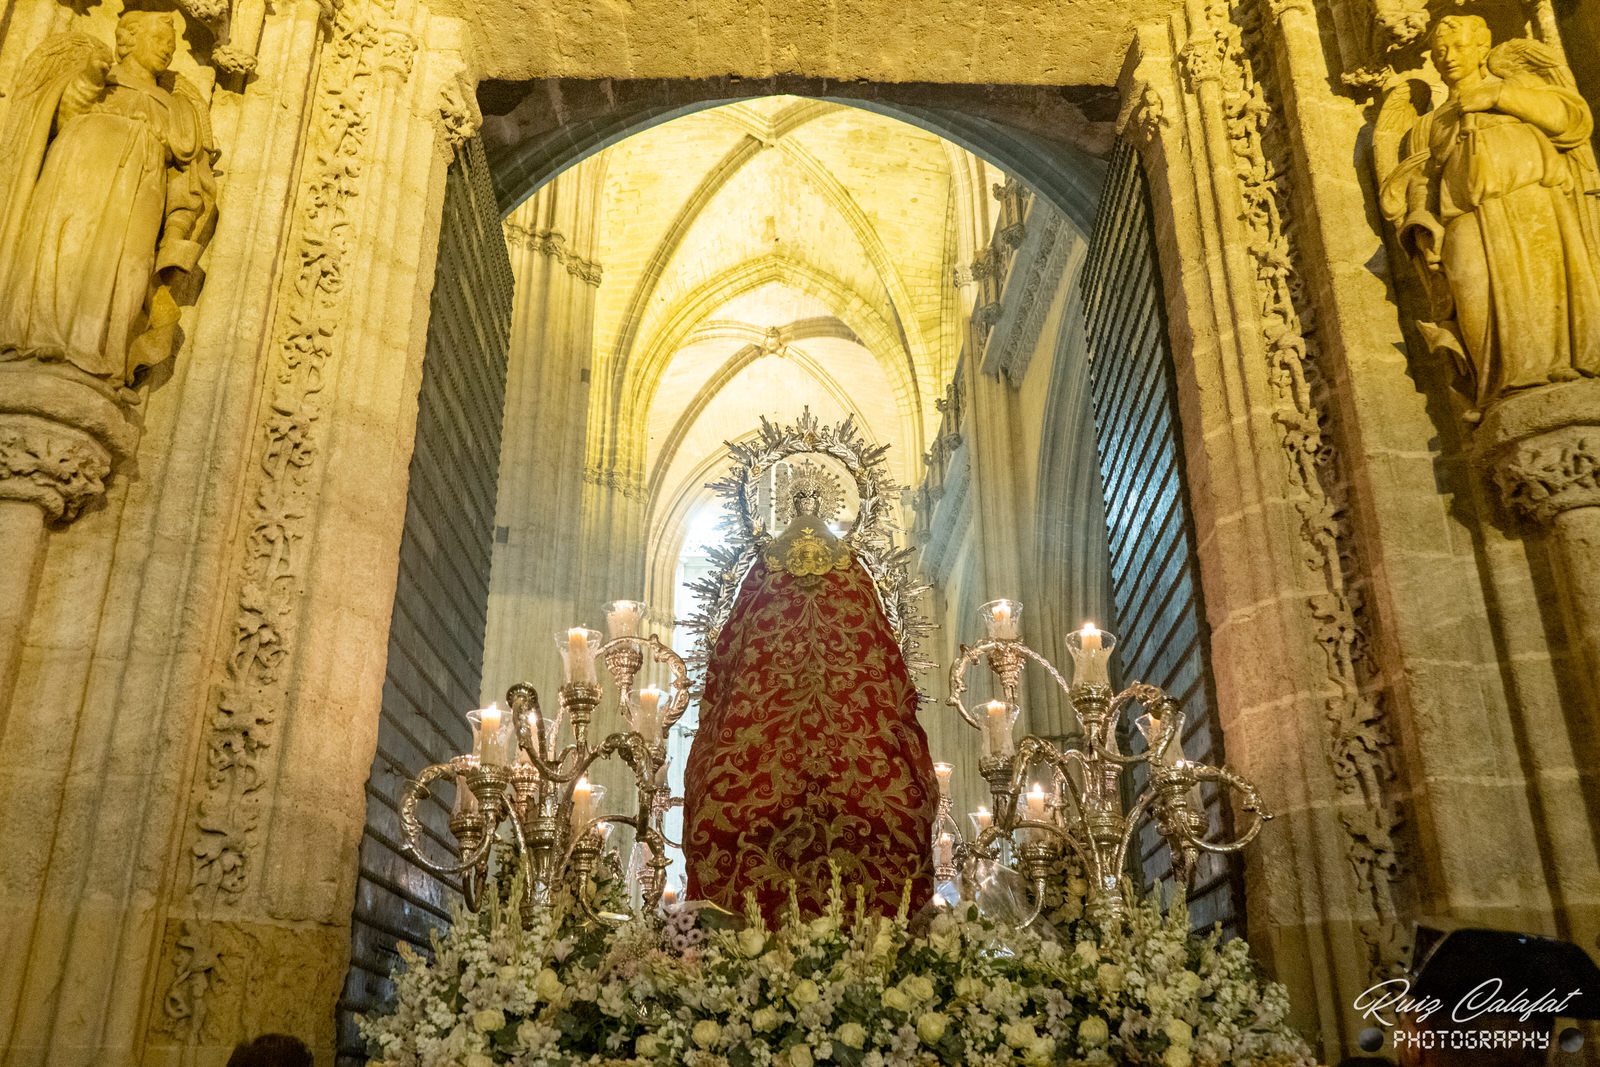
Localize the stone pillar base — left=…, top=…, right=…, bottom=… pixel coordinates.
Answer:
left=1476, top=378, right=1600, bottom=710
left=0, top=362, right=138, bottom=699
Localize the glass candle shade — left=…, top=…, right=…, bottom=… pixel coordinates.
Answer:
left=936, top=831, right=956, bottom=868
left=468, top=704, right=515, bottom=767
left=634, top=686, right=665, bottom=740
left=604, top=600, right=646, bottom=639
left=980, top=598, right=1022, bottom=640
left=969, top=806, right=994, bottom=836
left=1066, top=622, right=1116, bottom=686
left=556, top=627, right=602, bottom=685
left=1136, top=712, right=1180, bottom=764
left=981, top=699, right=1019, bottom=759
left=933, top=761, right=954, bottom=797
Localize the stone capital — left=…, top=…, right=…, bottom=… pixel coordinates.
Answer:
left=1475, top=379, right=1600, bottom=526
left=0, top=364, right=139, bottom=522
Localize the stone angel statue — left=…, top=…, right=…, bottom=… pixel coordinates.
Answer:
left=1375, top=15, right=1600, bottom=415
left=0, top=11, right=219, bottom=388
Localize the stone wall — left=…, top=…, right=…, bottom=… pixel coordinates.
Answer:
left=335, top=137, right=512, bottom=1065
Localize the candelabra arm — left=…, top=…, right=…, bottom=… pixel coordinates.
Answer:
left=398, top=757, right=500, bottom=877
left=1175, top=764, right=1272, bottom=853
left=947, top=638, right=1074, bottom=730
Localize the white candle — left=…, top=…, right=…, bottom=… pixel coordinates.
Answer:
left=988, top=601, right=1019, bottom=639
left=937, top=832, right=955, bottom=867
left=636, top=686, right=663, bottom=739
left=571, top=776, right=593, bottom=829
left=984, top=700, right=1013, bottom=757
left=933, top=761, right=953, bottom=796
left=1026, top=783, right=1048, bottom=820
left=1073, top=622, right=1110, bottom=685
left=662, top=885, right=678, bottom=907
left=972, top=807, right=993, bottom=834
left=565, top=627, right=595, bottom=683
left=1079, top=621, right=1103, bottom=652
left=478, top=704, right=506, bottom=766
left=605, top=600, right=644, bottom=638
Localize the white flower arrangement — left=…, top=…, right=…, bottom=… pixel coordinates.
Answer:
left=361, top=868, right=1315, bottom=1067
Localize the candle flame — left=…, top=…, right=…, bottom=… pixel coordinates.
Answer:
left=1081, top=621, right=1099, bottom=637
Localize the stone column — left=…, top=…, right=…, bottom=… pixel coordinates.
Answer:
left=1477, top=379, right=1600, bottom=712
left=0, top=367, right=136, bottom=711
left=483, top=164, right=605, bottom=699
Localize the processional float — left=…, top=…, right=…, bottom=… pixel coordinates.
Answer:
left=395, top=412, right=1270, bottom=930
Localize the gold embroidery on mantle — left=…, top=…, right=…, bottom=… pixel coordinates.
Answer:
left=763, top=525, right=852, bottom=586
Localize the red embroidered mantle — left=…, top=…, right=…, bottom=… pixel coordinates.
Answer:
left=684, top=557, right=936, bottom=921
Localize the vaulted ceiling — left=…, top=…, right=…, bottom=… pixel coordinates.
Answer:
left=542, top=97, right=1001, bottom=544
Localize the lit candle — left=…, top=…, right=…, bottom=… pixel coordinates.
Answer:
left=984, top=700, right=1014, bottom=757
left=933, top=761, right=953, bottom=796
left=571, top=775, right=593, bottom=829
left=478, top=704, right=506, bottom=766
left=565, top=627, right=596, bottom=684
left=1026, top=783, right=1048, bottom=820
left=971, top=807, right=993, bottom=834
left=1072, top=622, right=1112, bottom=686
left=605, top=600, right=644, bottom=638
left=1080, top=621, right=1103, bottom=652
left=985, top=599, right=1020, bottom=640
left=636, top=686, right=663, bottom=739
left=937, top=832, right=955, bottom=867
left=662, top=885, right=678, bottom=907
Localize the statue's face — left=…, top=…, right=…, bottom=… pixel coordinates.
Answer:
left=125, top=18, right=176, bottom=73
left=1431, top=24, right=1490, bottom=85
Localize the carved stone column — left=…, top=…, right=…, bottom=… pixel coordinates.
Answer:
left=0, top=366, right=136, bottom=706
left=1477, top=379, right=1600, bottom=711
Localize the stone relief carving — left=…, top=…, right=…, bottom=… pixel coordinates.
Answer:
left=1209, top=0, right=1413, bottom=977
left=1375, top=15, right=1600, bottom=417
left=1491, top=428, right=1600, bottom=522
left=437, top=70, right=483, bottom=153
left=502, top=221, right=604, bottom=286
left=0, top=417, right=112, bottom=521
left=176, top=0, right=387, bottom=1004
left=0, top=11, right=219, bottom=391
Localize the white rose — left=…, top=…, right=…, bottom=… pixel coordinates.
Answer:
left=1024, top=1037, right=1054, bottom=1066
left=954, top=976, right=984, bottom=1000
left=809, top=914, right=838, bottom=938
left=904, top=975, right=935, bottom=1002
left=789, top=978, right=820, bottom=1007
left=472, top=1007, right=506, bottom=1033
left=1004, top=1020, right=1036, bottom=1048
left=1165, top=1018, right=1193, bottom=1048
left=1078, top=1016, right=1110, bottom=1047
left=1074, top=940, right=1100, bottom=964
left=870, top=926, right=895, bottom=959
left=693, top=1019, right=722, bottom=1048
left=534, top=967, right=564, bottom=1002
left=784, top=1045, right=815, bottom=1067
left=1175, top=971, right=1203, bottom=999
left=752, top=1006, right=781, bottom=1032
left=882, top=987, right=912, bottom=1012
left=1097, top=962, right=1125, bottom=993
left=837, top=1021, right=866, bottom=1048
left=737, top=927, right=767, bottom=957
left=916, top=1012, right=949, bottom=1044
left=636, top=1032, right=663, bottom=1057
left=1165, top=1045, right=1192, bottom=1067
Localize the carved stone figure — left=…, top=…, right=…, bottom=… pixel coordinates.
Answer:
left=1376, top=16, right=1600, bottom=414
left=0, top=11, right=218, bottom=388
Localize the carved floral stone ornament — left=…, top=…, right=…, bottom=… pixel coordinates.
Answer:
left=1375, top=15, right=1600, bottom=418
left=0, top=10, right=219, bottom=392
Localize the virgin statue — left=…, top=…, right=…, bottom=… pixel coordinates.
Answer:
left=0, top=11, right=218, bottom=388
left=1376, top=15, right=1600, bottom=413
left=683, top=453, right=937, bottom=921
